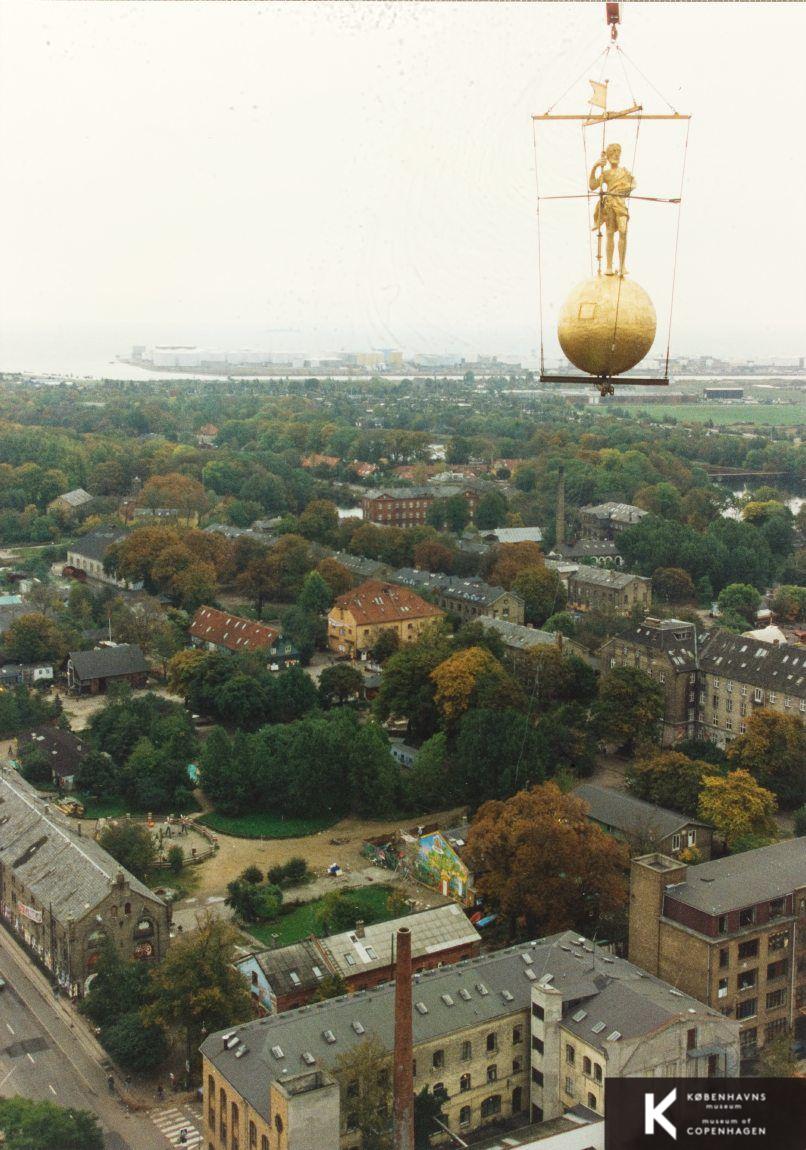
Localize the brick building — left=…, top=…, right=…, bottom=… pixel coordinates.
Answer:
left=574, top=783, right=713, bottom=861
left=0, top=768, right=170, bottom=996
left=201, top=930, right=738, bottom=1150
left=327, top=580, right=443, bottom=658
left=697, top=630, right=806, bottom=748
left=628, top=839, right=806, bottom=1059
left=567, top=568, right=651, bottom=615
left=237, top=905, right=481, bottom=1015
left=361, top=488, right=434, bottom=527
left=598, top=617, right=698, bottom=745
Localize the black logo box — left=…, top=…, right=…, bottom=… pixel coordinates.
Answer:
left=605, top=1077, right=806, bottom=1149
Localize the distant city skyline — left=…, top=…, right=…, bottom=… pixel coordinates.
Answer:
left=1, top=2, right=804, bottom=375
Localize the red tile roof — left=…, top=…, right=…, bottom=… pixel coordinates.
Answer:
left=332, top=580, right=443, bottom=626
left=190, top=606, right=280, bottom=653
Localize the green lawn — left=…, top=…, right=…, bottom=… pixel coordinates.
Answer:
left=614, top=402, right=806, bottom=428
left=248, top=885, right=395, bottom=948
left=75, top=793, right=201, bottom=820
left=197, top=810, right=337, bottom=839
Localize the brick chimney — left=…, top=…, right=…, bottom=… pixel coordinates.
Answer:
left=555, top=464, right=566, bottom=548
left=393, top=926, right=414, bottom=1150
left=355, top=920, right=365, bottom=939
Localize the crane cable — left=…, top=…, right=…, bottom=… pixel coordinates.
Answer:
left=665, top=117, right=691, bottom=377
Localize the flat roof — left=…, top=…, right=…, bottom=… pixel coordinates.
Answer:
left=664, top=838, right=806, bottom=915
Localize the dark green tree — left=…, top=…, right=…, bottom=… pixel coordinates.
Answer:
left=0, top=1097, right=104, bottom=1150
left=97, top=821, right=157, bottom=880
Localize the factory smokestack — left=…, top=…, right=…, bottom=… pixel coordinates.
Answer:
left=556, top=464, right=566, bottom=548
left=393, top=926, right=414, bottom=1150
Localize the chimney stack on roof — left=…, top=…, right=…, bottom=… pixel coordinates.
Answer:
left=393, top=926, right=414, bottom=1150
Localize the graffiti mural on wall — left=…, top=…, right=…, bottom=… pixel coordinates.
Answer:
left=416, top=832, right=472, bottom=906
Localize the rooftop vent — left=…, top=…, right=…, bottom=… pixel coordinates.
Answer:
left=234, top=1045, right=249, bottom=1059
left=271, top=1045, right=284, bottom=1060
left=225, top=1035, right=240, bottom=1050
left=415, top=1002, right=429, bottom=1015
left=502, top=990, right=514, bottom=1002
left=525, top=969, right=537, bottom=981
left=441, top=994, right=454, bottom=1007
left=351, top=1021, right=365, bottom=1035
left=323, top=1030, right=337, bottom=1044
left=302, top=1052, right=316, bottom=1066
left=458, top=988, right=471, bottom=1001
left=521, top=953, right=534, bottom=965
left=476, top=983, right=489, bottom=996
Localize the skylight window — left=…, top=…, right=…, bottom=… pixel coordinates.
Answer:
left=415, top=1002, right=429, bottom=1015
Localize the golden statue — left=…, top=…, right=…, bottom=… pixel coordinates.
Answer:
left=589, top=142, right=635, bottom=276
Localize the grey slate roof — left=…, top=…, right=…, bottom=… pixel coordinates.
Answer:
left=68, top=644, right=148, bottom=682
left=581, top=502, right=647, bottom=525
left=601, top=618, right=697, bottom=670
left=574, top=784, right=709, bottom=841
left=70, top=528, right=128, bottom=563
left=480, top=617, right=560, bottom=652
left=481, top=526, right=544, bottom=544
left=698, top=631, right=806, bottom=697
left=551, top=540, right=620, bottom=560
left=569, top=567, right=647, bottom=590
left=56, top=488, right=93, bottom=508
left=663, top=838, right=806, bottom=916
left=0, top=767, right=163, bottom=923
left=244, top=941, right=325, bottom=1000
left=364, top=487, right=432, bottom=500
left=18, top=725, right=88, bottom=780
left=392, top=569, right=515, bottom=609
left=201, top=929, right=727, bottom=1121
left=321, top=904, right=480, bottom=981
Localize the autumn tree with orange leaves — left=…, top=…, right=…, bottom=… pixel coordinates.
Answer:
left=464, top=782, right=628, bottom=939
left=484, top=541, right=545, bottom=590
left=430, top=645, right=525, bottom=724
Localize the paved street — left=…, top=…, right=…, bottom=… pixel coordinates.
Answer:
left=0, top=927, right=182, bottom=1149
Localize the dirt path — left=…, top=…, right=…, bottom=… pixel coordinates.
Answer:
left=185, top=806, right=468, bottom=900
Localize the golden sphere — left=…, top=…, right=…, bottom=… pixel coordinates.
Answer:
left=557, top=276, right=656, bottom=376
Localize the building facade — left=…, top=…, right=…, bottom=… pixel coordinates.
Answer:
left=201, top=931, right=739, bottom=1150
left=327, top=581, right=443, bottom=658
left=567, top=568, right=651, bottom=615
left=392, top=569, right=525, bottom=625
left=598, top=617, right=698, bottom=745
left=362, top=488, right=434, bottom=528
left=0, top=768, right=170, bottom=996
left=697, top=631, right=806, bottom=748
left=629, top=840, right=806, bottom=1059
left=65, top=528, right=143, bottom=590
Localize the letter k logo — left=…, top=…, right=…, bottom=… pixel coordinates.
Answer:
left=644, top=1088, right=677, bottom=1139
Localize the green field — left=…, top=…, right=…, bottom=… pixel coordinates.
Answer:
left=197, top=810, right=336, bottom=839
left=248, top=884, right=395, bottom=948
left=612, top=402, right=806, bottom=428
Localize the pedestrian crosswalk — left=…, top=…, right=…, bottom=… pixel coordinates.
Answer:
left=149, top=1105, right=203, bottom=1147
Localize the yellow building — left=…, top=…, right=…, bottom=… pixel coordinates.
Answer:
left=201, top=930, right=739, bottom=1150
left=327, top=580, right=443, bottom=658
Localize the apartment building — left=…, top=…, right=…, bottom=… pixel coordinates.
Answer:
left=327, top=580, right=444, bottom=657
left=392, top=568, right=525, bottom=625
left=361, top=488, right=434, bottom=528
left=697, top=630, right=806, bottom=747
left=566, top=568, right=651, bottom=616
left=629, top=839, right=806, bottom=1060
left=201, top=930, right=738, bottom=1150
left=598, top=617, right=698, bottom=745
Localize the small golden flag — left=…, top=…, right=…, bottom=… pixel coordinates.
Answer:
left=589, top=80, right=608, bottom=110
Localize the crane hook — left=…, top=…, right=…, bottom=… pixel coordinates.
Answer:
left=606, top=2, right=620, bottom=41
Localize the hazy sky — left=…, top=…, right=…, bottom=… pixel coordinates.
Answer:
left=1, top=0, right=804, bottom=371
